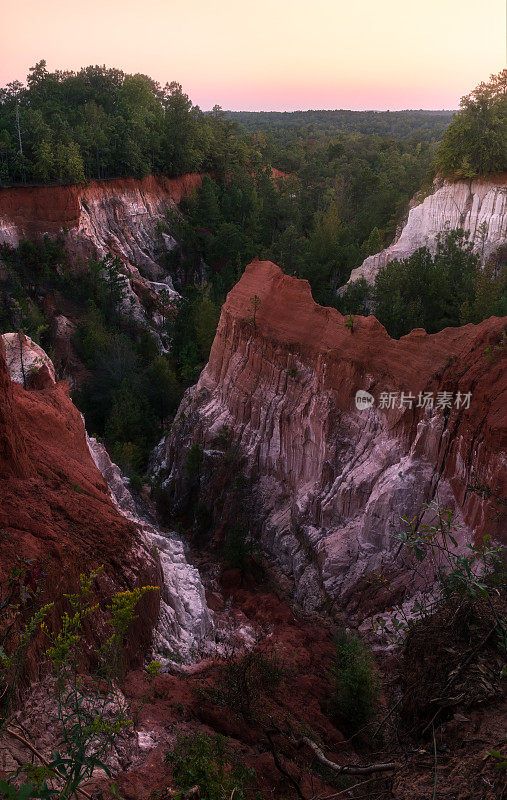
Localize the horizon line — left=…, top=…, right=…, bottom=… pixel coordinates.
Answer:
left=221, top=108, right=457, bottom=114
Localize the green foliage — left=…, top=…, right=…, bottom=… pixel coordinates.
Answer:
left=337, top=277, right=371, bottom=317
left=0, top=557, right=52, bottom=717
left=0, top=569, right=157, bottom=799
left=193, top=292, right=221, bottom=360
left=0, top=63, right=448, bottom=315
left=435, top=70, right=506, bottom=179
left=485, top=749, right=507, bottom=770
left=327, top=630, right=381, bottom=733
left=0, top=62, right=254, bottom=185
left=209, top=646, right=285, bottom=721
left=172, top=113, right=443, bottom=310
left=227, top=108, right=453, bottom=142
left=248, top=294, right=261, bottom=328
left=167, top=286, right=220, bottom=386
left=167, top=732, right=256, bottom=800
left=371, top=230, right=485, bottom=337
left=393, top=501, right=505, bottom=603
left=0, top=779, right=54, bottom=799
left=460, top=255, right=507, bottom=325
left=372, top=498, right=505, bottom=642
left=146, top=660, right=162, bottom=678
left=222, top=521, right=252, bottom=573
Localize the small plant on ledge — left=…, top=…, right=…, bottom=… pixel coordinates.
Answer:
left=345, top=314, right=355, bottom=333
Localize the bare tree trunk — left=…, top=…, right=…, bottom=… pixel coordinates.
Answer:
left=15, top=103, right=23, bottom=155
left=18, top=332, right=26, bottom=389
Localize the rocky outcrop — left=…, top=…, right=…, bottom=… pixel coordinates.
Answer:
left=0, top=333, right=213, bottom=668
left=162, top=260, right=506, bottom=621
left=87, top=437, right=212, bottom=667
left=2, top=332, right=56, bottom=387
left=0, top=337, right=30, bottom=479
left=0, top=174, right=202, bottom=277
left=344, top=174, right=507, bottom=288
left=0, top=175, right=207, bottom=383
left=0, top=174, right=203, bottom=329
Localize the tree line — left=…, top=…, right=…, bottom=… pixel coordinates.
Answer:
left=0, top=61, right=257, bottom=185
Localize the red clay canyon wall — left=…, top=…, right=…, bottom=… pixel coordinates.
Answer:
left=0, top=174, right=202, bottom=239
left=0, top=173, right=203, bottom=281
left=0, top=340, right=160, bottom=664
left=164, top=260, right=506, bottom=620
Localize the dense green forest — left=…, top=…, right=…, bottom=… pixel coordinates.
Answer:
left=0, top=61, right=257, bottom=184
left=227, top=109, right=453, bottom=135
left=0, top=60, right=452, bottom=186
left=339, top=231, right=507, bottom=338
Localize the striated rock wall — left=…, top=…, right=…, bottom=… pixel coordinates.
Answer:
left=0, top=173, right=203, bottom=286
left=87, top=437, right=213, bottom=667
left=345, top=174, right=507, bottom=288
left=0, top=174, right=203, bottom=363
left=163, top=260, right=507, bottom=620
left=2, top=332, right=56, bottom=387
left=0, top=334, right=212, bottom=668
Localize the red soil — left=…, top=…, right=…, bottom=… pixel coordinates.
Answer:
left=0, top=339, right=160, bottom=665
left=0, top=173, right=203, bottom=237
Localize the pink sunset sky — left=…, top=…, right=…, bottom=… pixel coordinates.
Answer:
left=1, top=0, right=505, bottom=111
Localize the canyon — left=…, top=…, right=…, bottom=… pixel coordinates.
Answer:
left=162, top=259, right=506, bottom=623
left=0, top=331, right=213, bottom=669
left=344, top=173, right=507, bottom=288
left=0, top=172, right=505, bottom=798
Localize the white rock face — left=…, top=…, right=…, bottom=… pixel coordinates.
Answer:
left=1, top=332, right=56, bottom=385
left=87, top=436, right=213, bottom=668
left=344, top=176, right=507, bottom=288
left=63, top=181, right=190, bottom=280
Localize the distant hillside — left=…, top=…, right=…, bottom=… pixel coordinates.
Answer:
left=225, top=109, right=454, bottom=140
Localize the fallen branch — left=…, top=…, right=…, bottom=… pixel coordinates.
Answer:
left=301, top=736, right=398, bottom=775
left=266, top=730, right=306, bottom=800
left=5, top=726, right=92, bottom=800
left=313, top=774, right=391, bottom=799
left=372, top=696, right=403, bottom=739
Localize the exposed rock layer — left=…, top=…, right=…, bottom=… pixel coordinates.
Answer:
left=345, top=174, right=507, bottom=287
left=87, top=437, right=212, bottom=666
left=164, top=260, right=506, bottom=618
left=0, top=341, right=160, bottom=667
left=0, top=173, right=203, bottom=308
left=2, top=332, right=56, bottom=387
left=0, top=174, right=202, bottom=264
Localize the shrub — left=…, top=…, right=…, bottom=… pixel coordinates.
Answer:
left=222, top=521, right=252, bottom=573
left=210, top=645, right=285, bottom=720
left=167, top=732, right=255, bottom=800
left=0, top=569, right=158, bottom=799
left=327, top=630, right=380, bottom=734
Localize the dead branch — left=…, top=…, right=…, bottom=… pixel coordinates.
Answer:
left=300, top=736, right=398, bottom=775
left=420, top=623, right=497, bottom=736
left=266, top=729, right=306, bottom=800
left=5, top=726, right=92, bottom=799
